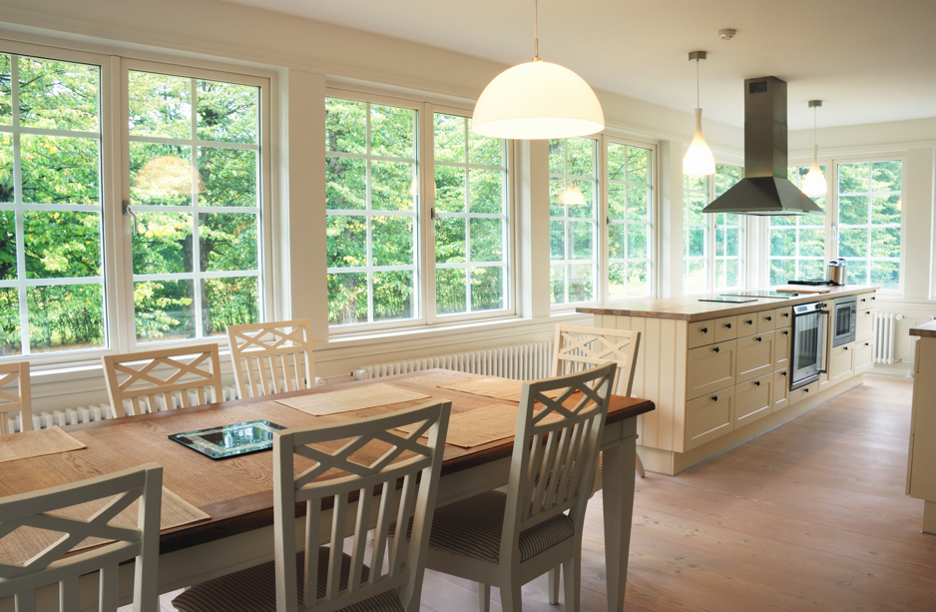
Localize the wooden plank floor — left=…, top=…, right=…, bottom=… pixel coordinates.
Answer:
left=155, top=374, right=936, bottom=611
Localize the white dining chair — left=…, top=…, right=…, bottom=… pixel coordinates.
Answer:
left=0, top=463, right=163, bottom=612
left=172, top=400, right=451, bottom=612
left=226, top=319, right=323, bottom=399
left=0, top=361, right=32, bottom=434
left=412, top=363, right=616, bottom=612
left=102, top=344, right=223, bottom=417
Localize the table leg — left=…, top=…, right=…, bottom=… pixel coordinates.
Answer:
left=601, top=422, right=638, bottom=612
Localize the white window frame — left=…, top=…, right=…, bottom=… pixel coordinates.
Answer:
left=765, top=165, right=828, bottom=285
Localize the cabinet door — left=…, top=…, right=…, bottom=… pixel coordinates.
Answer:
left=856, top=307, right=874, bottom=340
left=757, top=309, right=777, bottom=334
left=774, top=327, right=791, bottom=369
left=853, top=339, right=874, bottom=374
left=776, top=307, right=793, bottom=327
left=739, top=314, right=758, bottom=337
left=829, top=343, right=854, bottom=385
left=688, top=319, right=717, bottom=349
left=686, top=390, right=734, bottom=450
left=735, top=374, right=773, bottom=428
left=687, top=340, right=737, bottom=399
left=790, top=381, right=818, bottom=405
left=715, top=316, right=739, bottom=343
left=735, top=331, right=775, bottom=383
left=773, top=369, right=789, bottom=411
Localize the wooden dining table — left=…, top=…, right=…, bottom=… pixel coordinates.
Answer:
left=0, top=369, right=653, bottom=612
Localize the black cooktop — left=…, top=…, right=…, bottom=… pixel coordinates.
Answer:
left=787, top=279, right=835, bottom=286
left=721, top=290, right=800, bottom=299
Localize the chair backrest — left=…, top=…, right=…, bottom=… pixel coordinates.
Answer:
left=552, top=324, right=641, bottom=396
left=500, top=363, right=617, bottom=564
left=227, top=319, right=315, bottom=399
left=273, top=401, right=450, bottom=612
left=102, top=344, right=223, bottom=417
left=0, top=361, right=32, bottom=434
left=0, top=463, right=162, bottom=612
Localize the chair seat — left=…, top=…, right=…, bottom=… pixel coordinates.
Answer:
left=172, top=547, right=403, bottom=612
left=426, top=490, right=575, bottom=564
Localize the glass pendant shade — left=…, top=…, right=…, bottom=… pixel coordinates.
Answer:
left=472, top=60, right=605, bottom=140
left=683, top=108, right=716, bottom=176
left=802, top=146, right=827, bottom=195
left=559, top=182, right=586, bottom=206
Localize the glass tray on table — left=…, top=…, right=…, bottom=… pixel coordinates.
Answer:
left=169, top=420, right=287, bottom=460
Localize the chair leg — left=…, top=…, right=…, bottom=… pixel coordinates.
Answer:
left=548, top=567, right=560, bottom=604
left=562, top=557, right=581, bottom=612
left=478, top=583, right=490, bottom=612
left=635, top=451, right=646, bottom=479
left=500, top=583, right=523, bottom=612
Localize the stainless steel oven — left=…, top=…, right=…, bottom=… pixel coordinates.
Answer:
left=832, top=295, right=857, bottom=347
left=791, top=301, right=828, bottom=390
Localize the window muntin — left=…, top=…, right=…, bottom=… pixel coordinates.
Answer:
left=606, top=142, right=653, bottom=299
left=837, top=160, right=902, bottom=290
left=713, top=164, right=743, bottom=290
left=683, top=175, right=709, bottom=294
left=325, top=98, right=419, bottom=326
left=549, top=138, right=598, bottom=305
left=128, top=71, right=262, bottom=342
left=433, top=113, right=509, bottom=316
left=0, top=53, right=106, bottom=356
left=768, top=166, right=826, bottom=284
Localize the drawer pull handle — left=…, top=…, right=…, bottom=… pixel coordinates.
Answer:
left=755, top=381, right=761, bottom=386
left=844, top=346, right=849, bottom=350
left=746, top=319, right=753, bottom=325
left=766, top=316, right=772, bottom=321
left=726, top=323, right=732, bottom=329
left=756, top=337, right=762, bottom=342
left=866, top=311, right=870, bottom=315
left=713, top=347, right=720, bottom=353
left=865, top=342, right=870, bottom=346
left=804, top=388, right=809, bottom=392
left=711, top=395, right=718, bottom=402
left=701, top=327, right=708, bottom=333
left=784, top=312, right=790, bottom=318
left=781, top=371, right=787, bottom=376
left=783, top=330, right=789, bottom=336
left=872, top=296, right=876, bottom=300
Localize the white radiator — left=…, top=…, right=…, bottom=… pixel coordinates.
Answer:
left=7, top=385, right=239, bottom=433
left=874, top=312, right=902, bottom=364
left=354, top=342, right=553, bottom=382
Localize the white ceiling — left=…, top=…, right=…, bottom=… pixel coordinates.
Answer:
left=222, top=0, right=936, bottom=130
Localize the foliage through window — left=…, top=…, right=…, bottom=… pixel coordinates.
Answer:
left=683, top=175, right=709, bottom=294
left=129, top=70, right=262, bottom=342
left=837, top=160, right=902, bottom=290
left=1, top=54, right=105, bottom=356
left=768, top=166, right=826, bottom=285
left=549, top=138, right=598, bottom=305
left=713, top=165, right=743, bottom=290
left=325, top=98, right=419, bottom=326
left=607, top=142, right=653, bottom=299
left=683, top=164, right=743, bottom=293
left=433, top=113, right=508, bottom=315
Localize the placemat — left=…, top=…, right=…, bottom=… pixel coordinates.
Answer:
left=0, top=487, right=210, bottom=566
left=438, top=376, right=565, bottom=403
left=397, top=403, right=521, bottom=448
left=275, top=384, right=431, bottom=416
left=0, top=426, right=86, bottom=464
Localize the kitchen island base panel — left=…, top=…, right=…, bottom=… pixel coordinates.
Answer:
left=924, top=501, right=936, bottom=535
left=637, top=374, right=864, bottom=476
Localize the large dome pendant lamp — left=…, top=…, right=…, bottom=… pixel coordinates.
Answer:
left=801, top=100, right=828, bottom=196
left=683, top=51, right=716, bottom=176
left=471, top=0, right=605, bottom=140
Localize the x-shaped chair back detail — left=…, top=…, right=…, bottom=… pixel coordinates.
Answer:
left=552, top=325, right=641, bottom=396
left=227, top=319, right=316, bottom=399
left=273, top=401, right=450, bottom=612
left=102, top=344, right=223, bottom=417
left=0, top=463, right=162, bottom=612
left=0, top=361, right=31, bottom=434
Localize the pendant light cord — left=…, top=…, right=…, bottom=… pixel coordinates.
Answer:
left=814, top=106, right=818, bottom=148
left=533, top=0, right=540, bottom=60
left=696, top=58, right=701, bottom=108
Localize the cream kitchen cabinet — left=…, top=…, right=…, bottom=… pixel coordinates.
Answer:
left=687, top=340, right=737, bottom=399
left=736, top=331, right=775, bottom=382
left=907, top=321, right=936, bottom=534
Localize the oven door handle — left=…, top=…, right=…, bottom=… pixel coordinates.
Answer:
left=819, top=309, right=831, bottom=374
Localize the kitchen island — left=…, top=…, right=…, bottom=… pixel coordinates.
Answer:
left=579, top=286, right=878, bottom=475
left=907, top=319, right=936, bottom=534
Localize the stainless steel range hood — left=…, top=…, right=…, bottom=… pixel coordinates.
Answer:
left=702, top=76, right=823, bottom=216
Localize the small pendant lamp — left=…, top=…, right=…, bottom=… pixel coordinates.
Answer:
left=683, top=51, right=716, bottom=176
left=471, top=0, right=604, bottom=140
left=802, top=100, right=828, bottom=196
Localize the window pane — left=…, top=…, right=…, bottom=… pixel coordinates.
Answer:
left=202, top=276, right=259, bottom=336
left=0, top=287, right=20, bottom=355
left=435, top=165, right=466, bottom=213
left=468, top=128, right=503, bottom=167
left=436, top=268, right=466, bottom=315
left=327, top=272, right=368, bottom=325
left=550, top=264, right=565, bottom=304
left=872, top=161, right=902, bottom=192
left=134, top=279, right=195, bottom=341
left=0, top=55, right=10, bottom=126
left=838, top=163, right=868, bottom=193
left=770, top=165, right=826, bottom=283
left=196, top=80, right=258, bottom=144
left=370, top=105, right=414, bottom=158
left=433, top=114, right=464, bottom=163
left=133, top=212, right=193, bottom=274
left=469, top=218, right=503, bottom=262
left=839, top=228, right=868, bottom=258
left=27, top=284, right=104, bottom=352
left=24, top=211, right=101, bottom=279
left=0, top=210, right=13, bottom=280
left=568, top=263, right=594, bottom=302
left=608, top=262, right=627, bottom=299
left=550, top=138, right=597, bottom=305
left=327, top=215, right=366, bottom=267
left=20, top=135, right=100, bottom=205
left=130, top=143, right=193, bottom=206
left=326, top=98, right=366, bottom=154
left=372, top=216, right=414, bottom=266
left=326, top=156, right=365, bottom=210
left=468, top=169, right=503, bottom=214
left=198, top=148, right=257, bottom=207
left=199, top=212, right=258, bottom=272
left=19, top=56, right=99, bottom=132
left=838, top=195, right=868, bottom=225
left=373, top=270, right=415, bottom=321
left=371, top=160, right=415, bottom=212
left=435, top=217, right=465, bottom=264
left=870, top=227, right=900, bottom=259
left=870, top=260, right=899, bottom=290
left=629, top=261, right=649, bottom=295
left=471, top=266, right=503, bottom=311
left=129, top=71, right=191, bottom=139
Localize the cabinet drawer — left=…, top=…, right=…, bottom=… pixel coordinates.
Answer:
left=738, top=314, right=759, bottom=337
left=854, top=339, right=874, bottom=374
left=687, top=340, right=737, bottom=400
left=735, top=331, right=775, bottom=383
left=715, top=316, right=739, bottom=343
left=829, top=343, right=854, bottom=385
left=856, top=307, right=874, bottom=339
left=857, top=293, right=875, bottom=308
left=686, top=390, right=735, bottom=450
left=757, top=309, right=777, bottom=333
left=774, top=327, right=791, bottom=369
left=688, top=319, right=717, bottom=349
left=789, top=381, right=818, bottom=405
left=773, top=369, right=789, bottom=411
left=776, top=307, right=793, bottom=327
left=735, top=374, right=773, bottom=428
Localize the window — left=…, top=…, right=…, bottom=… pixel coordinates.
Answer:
left=768, top=166, right=826, bottom=284
left=606, top=141, right=653, bottom=299
left=325, top=98, right=419, bottom=326
left=1, top=53, right=105, bottom=356
left=549, top=138, right=598, bottom=305
left=837, top=160, right=902, bottom=290
left=682, top=164, right=744, bottom=293
left=433, top=112, right=509, bottom=316
left=128, top=69, right=263, bottom=342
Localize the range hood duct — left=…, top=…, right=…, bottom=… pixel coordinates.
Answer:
left=702, top=76, right=824, bottom=216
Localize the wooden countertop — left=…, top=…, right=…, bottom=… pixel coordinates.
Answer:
left=910, top=320, right=936, bottom=338
left=578, top=286, right=879, bottom=322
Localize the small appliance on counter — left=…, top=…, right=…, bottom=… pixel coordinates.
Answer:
left=826, top=258, right=847, bottom=286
